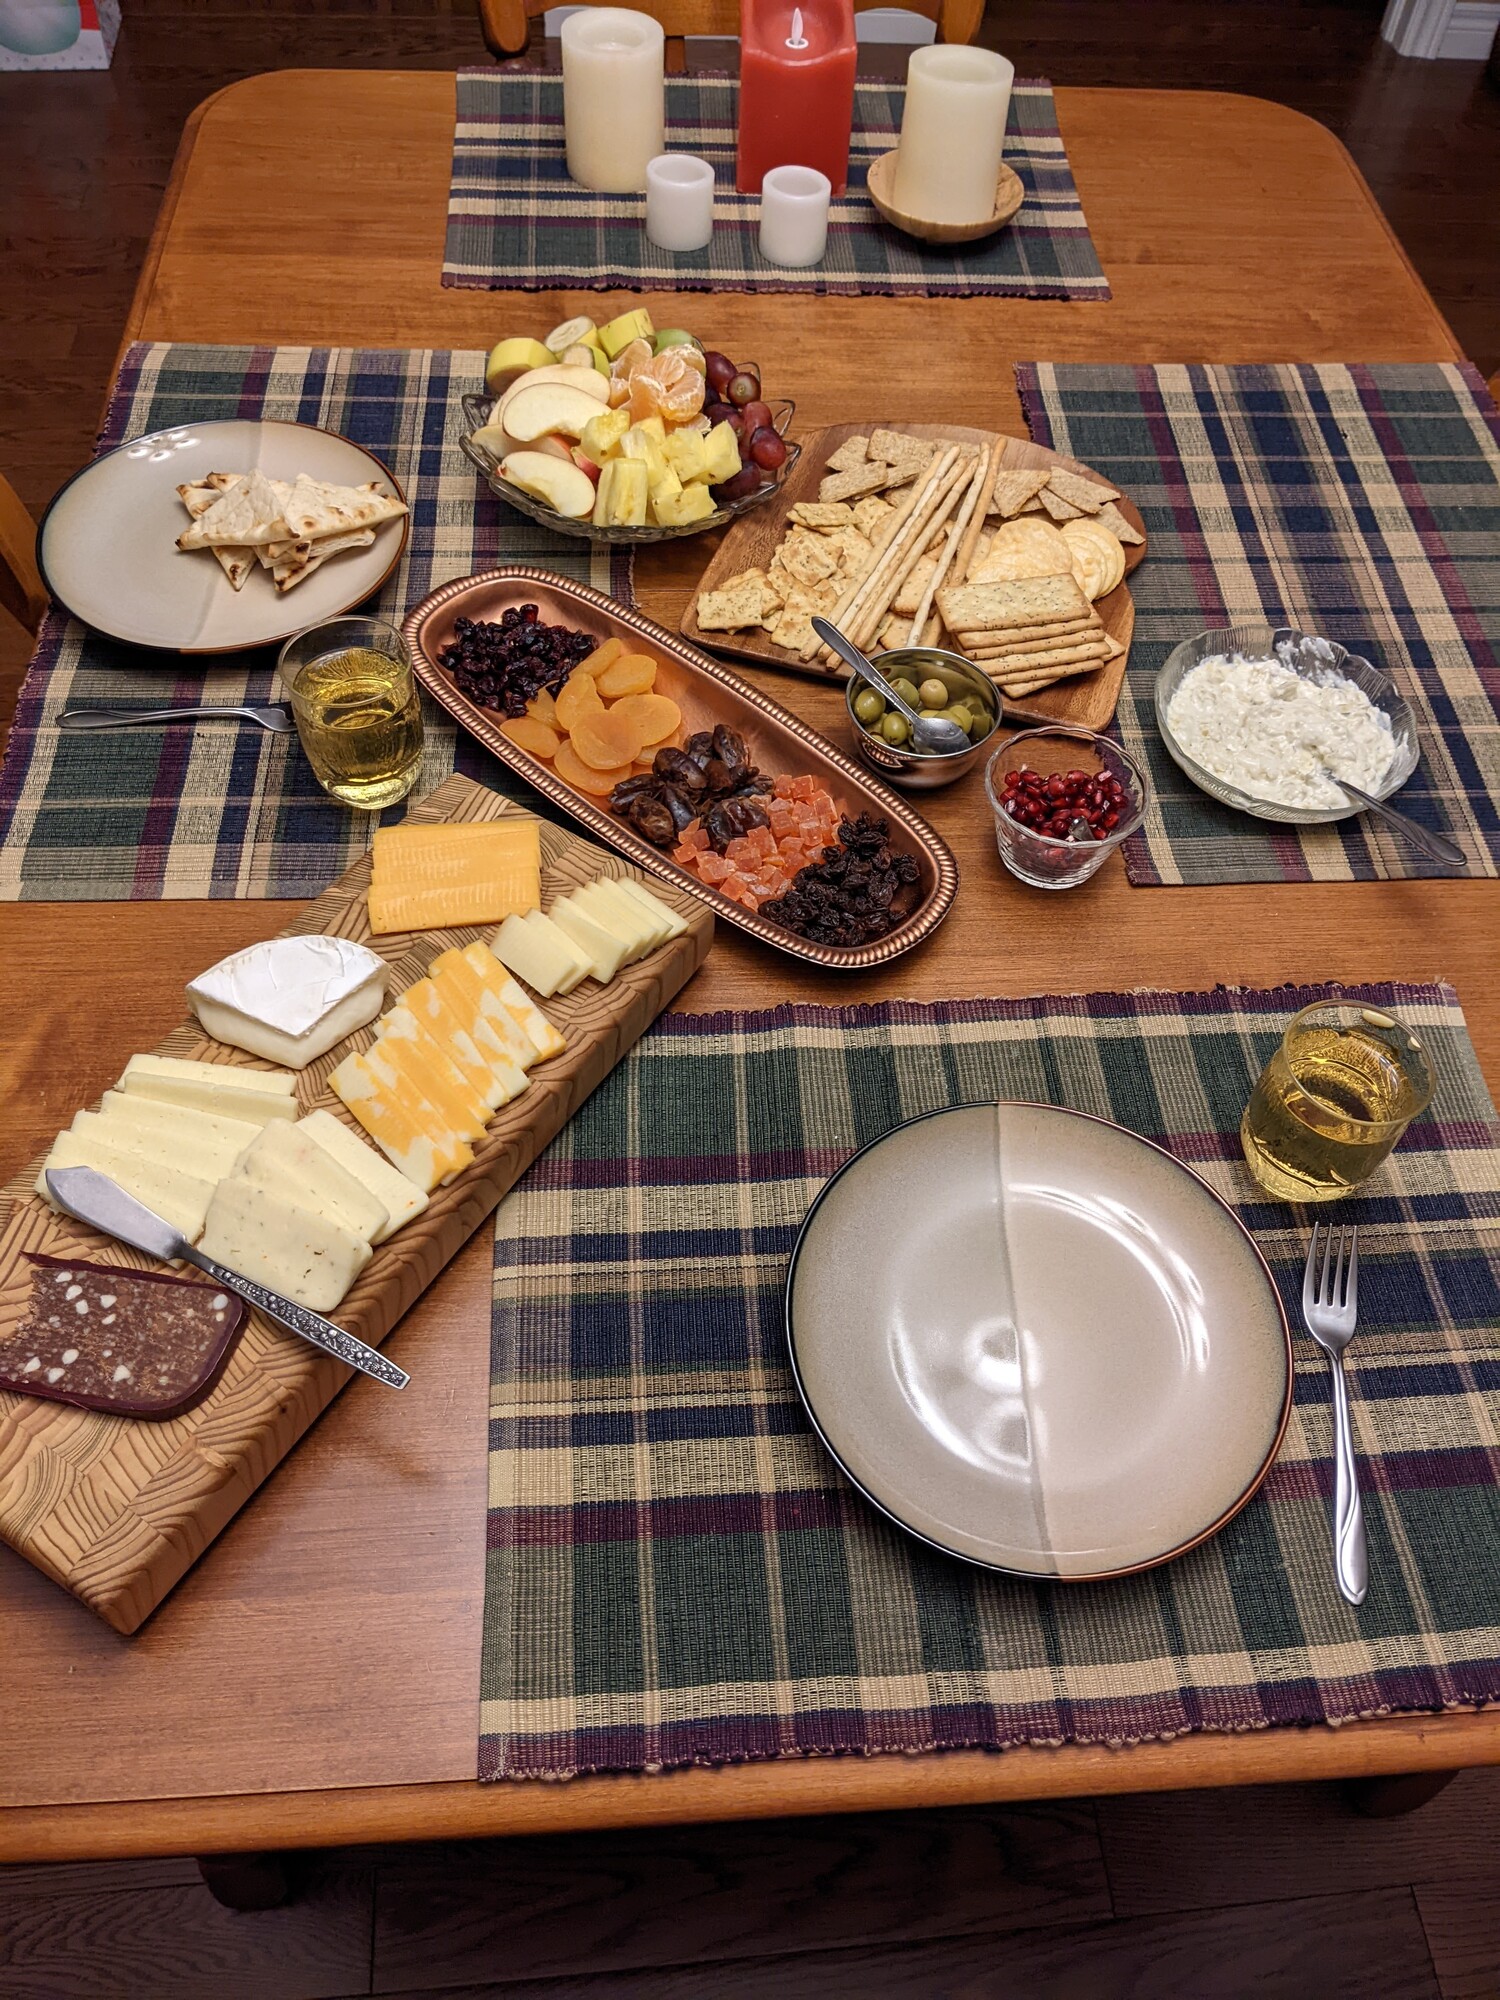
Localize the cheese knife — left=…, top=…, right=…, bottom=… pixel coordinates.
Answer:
left=44, top=1166, right=409, bottom=1391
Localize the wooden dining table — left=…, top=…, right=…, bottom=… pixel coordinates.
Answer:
left=1, top=69, right=1497, bottom=1870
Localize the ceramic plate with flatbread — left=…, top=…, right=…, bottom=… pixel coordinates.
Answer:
left=787, top=1103, right=1291, bottom=1580
left=38, top=419, right=410, bottom=654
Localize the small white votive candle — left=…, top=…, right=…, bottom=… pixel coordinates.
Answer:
left=561, top=9, right=666, bottom=195
left=758, top=164, right=831, bottom=269
left=892, top=45, right=1014, bottom=227
left=645, top=155, right=716, bottom=253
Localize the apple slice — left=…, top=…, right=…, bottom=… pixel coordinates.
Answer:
left=503, top=380, right=610, bottom=443
left=494, top=365, right=609, bottom=427
left=571, top=448, right=603, bottom=484
left=500, top=450, right=597, bottom=519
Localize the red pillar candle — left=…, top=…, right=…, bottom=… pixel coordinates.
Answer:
left=735, top=0, right=858, bottom=198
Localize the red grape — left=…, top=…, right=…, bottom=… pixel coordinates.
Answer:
left=727, top=371, right=761, bottom=408
left=723, top=408, right=747, bottom=438
left=704, top=351, right=736, bottom=394
left=712, top=465, right=764, bottom=502
left=748, top=426, right=788, bottom=471
left=738, top=399, right=773, bottom=436
left=704, top=399, right=736, bottom=426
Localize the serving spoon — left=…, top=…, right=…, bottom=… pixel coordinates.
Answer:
left=57, top=702, right=297, bottom=732
left=1323, top=769, right=1466, bottom=870
left=811, top=617, right=971, bottom=756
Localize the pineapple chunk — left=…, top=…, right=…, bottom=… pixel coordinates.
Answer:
left=580, top=406, right=630, bottom=463
left=647, top=459, right=684, bottom=519
left=662, top=428, right=709, bottom=483
left=702, top=421, right=743, bottom=485
left=652, top=482, right=717, bottom=527
left=621, top=423, right=668, bottom=476
left=595, top=457, right=649, bottom=527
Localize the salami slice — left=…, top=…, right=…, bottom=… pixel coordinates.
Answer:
left=0, top=1253, right=245, bottom=1418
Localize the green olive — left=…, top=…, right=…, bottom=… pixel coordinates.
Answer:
left=918, top=677, right=950, bottom=709
left=890, top=678, right=920, bottom=709
left=853, top=688, right=884, bottom=725
left=880, top=711, right=911, bottom=746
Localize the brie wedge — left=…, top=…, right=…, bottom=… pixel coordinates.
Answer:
left=187, top=935, right=388, bottom=1069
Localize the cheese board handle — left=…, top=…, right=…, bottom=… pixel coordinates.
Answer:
left=183, top=1250, right=410, bottom=1390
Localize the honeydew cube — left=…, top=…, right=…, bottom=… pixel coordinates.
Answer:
left=613, top=875, right=690, bottom=941
left=580, top=406, right=630, bottom=464
left=702, top=421, right=743, bottom=485
left=661, top=428, right=709, bottom=484
left=651, top=482, right=717, bottom=528
left=548, top=896, right=627, bottom=985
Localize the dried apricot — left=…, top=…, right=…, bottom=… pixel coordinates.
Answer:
left=610, top=692, right=681, bottom=745
left=555, top=669, right=604, bottom=733
left=597, top=653, right=658, bottom=698
left=527, top=688, right=558, bottom=726
left=577, top=637, right=626, bottom=680
left=555, top=738, right=633, bottom=796
left=499, top=714, right=561, bottom=759
left=571, top=705, right=646, bottom=770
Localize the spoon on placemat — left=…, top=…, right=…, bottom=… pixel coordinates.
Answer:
left=1323, top=769, right=1466, bottom=870
left=57, top=702, right=297, bottom=733
left=811, top=617, right=971, bottom=757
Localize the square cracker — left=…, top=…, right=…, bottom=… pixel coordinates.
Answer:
left=778, top=531, right=839, bottom=587
left=852, top=495, right=893, bottom=537
left=989, top=468, right=1049, bottom=518
left=697, top=574, right=777, bottom=630
left=824, top=436, right=871, bottom=474
left=770, top=589, right=820, bottom=651
left=789, top=501, right=855, bottom=529
left=970, top=638, right=1110, bottom=671
left=892, top=555, right=938, bottom=618
left=1097, top=499, right=1145, bottom=545
left=993, top=655, right=1106, bottom=693
left=819, top=463, right=890, bottom=505
left=938, top=572, right=1090, bottom=632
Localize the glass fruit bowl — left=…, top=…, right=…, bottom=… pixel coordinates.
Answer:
left=459, top=387, right=799, bottom=545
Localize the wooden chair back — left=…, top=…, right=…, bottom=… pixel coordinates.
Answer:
left=0, top=473, right=46, bottom=638
left=478, top=0, right=982, bottom=61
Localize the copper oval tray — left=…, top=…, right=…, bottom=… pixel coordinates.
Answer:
left=402, top=569, right=960, bottom=971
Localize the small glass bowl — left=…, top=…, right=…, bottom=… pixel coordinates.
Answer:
left=984, top=727, right=1148, bottom=889
left=459, top=384, right=799, bottom=545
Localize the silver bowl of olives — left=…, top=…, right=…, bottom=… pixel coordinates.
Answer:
left=845, top=648, right=1000, bottom=791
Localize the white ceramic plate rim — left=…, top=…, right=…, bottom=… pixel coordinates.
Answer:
left=783, top=1100, right=1293, bottom=1583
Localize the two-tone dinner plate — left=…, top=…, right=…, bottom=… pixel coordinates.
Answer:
left=786, top=1103, right=1291, bottom=1581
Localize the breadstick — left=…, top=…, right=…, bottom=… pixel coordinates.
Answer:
left=836, top=452, right=968, bottom=653
left=797, top=449, right=955, bottom=662
left=846, top=455, right=975, bottom=653
left=910, top=445, right=992, bottom=648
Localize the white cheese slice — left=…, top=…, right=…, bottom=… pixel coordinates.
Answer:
left=94, top=1088, right=263, bottom=1166
left=548, top=898, right=627, bottom=985
left=187, top=935, right=388, bottom=1069
left=36, top=1131, right=215, bottom=1242
left=72, top=1106, right=251, bottom=1188
left=521, top=911, right=591, bottom=994
left=197, top=1177, right=371, bottom=1313
left=491, top=911, right=574, bottom=998
left=297, top=1110, right=429, bottom=1241
left=329, top=1047, right=474, bottom=1192
left=120, top=1053, right=297, bottom=1126
left=233, top=1118, right=389, bottom=1245
left=573, top=880, right=655, bottom=960
left=614, top=876, right=688, bottom=941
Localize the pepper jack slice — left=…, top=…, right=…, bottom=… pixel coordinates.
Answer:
left=197, top=1177, right=371, bottom=1314
left=329, top=1048, right=474, bottom=1192
left=233, top=1118, right=390, bottom=1245
left=297, top=1110, right=429, bottom=1241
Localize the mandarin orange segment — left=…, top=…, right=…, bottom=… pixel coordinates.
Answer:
left=555, top=669, right=605, bottom=733
left=597, top=654, right=658, bottom=699
left=577, top=637, right=627, bottom=680
left=499, top=714, right=561, bottom=759
left=570, top=705, right=646, bottom=771
left=554, top=738, right=633, bottom=797
left=610, top=692, right=681, bottom=744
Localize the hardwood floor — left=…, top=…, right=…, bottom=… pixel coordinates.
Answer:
left=2, top=1773, right=1496, bottom=1996
left=1, top=5, right=1497, bottom=1994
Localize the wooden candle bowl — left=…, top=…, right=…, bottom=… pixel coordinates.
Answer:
left=865, top=149, right=1024, bottom=245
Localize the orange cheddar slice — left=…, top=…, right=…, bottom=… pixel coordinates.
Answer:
left=372, top=1008, right=490, bottom=1141
left=404, top=976, right=528, bottom=1111
left=329, top=1048, right=474, bottom=1192
left=367, top=819, right=542, bottom=935
left=430, top=948, right=543, bottom=1072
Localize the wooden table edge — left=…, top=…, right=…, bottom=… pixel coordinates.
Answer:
left=2, top=1710, right=1496, bottom=1863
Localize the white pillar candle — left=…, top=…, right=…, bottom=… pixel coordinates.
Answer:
left=891, top=45, right=1014, bottom=227
left=645, top=154, right=716, bottom=253
left=758, top=164, right=831, bottom=269
left=561, top=9, right=665, bottom=195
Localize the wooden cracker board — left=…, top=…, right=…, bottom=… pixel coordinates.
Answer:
left=0, top=775, right=712, bottom=1635
left=681, top=424, right=1146, bottom=732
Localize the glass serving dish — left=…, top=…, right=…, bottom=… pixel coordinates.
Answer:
left=984, top=727, right=1148, bottom=889
left=459, top=385, right=800, bottom=545
left=1154, top=625, right=1420, bottom=825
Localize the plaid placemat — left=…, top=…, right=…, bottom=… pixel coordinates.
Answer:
left=480, top=981, right=1500, bottom=1780
left=444, top=70, right=1108, bottom=299
left=1018, top=361, right=1500, bottom=884
left=0, top=341, right=631, bottom=902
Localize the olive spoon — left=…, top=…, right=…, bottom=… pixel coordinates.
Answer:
left=811, top=617, right=971, bottom=757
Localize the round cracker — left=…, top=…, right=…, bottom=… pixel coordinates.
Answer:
left=971, top=516, right=1074, bottom=583
left=1060, top=517, right=1126, bottom=598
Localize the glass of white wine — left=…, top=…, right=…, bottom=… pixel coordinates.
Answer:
left=280, top=615, right=424, bottom=811
left=1240, top=1001, right=1434, bottom=1203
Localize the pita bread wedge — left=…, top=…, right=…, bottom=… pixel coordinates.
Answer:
left=271, top=527, right=378, bottom=592
left=177, top=470, right=290, bottom=549
left=177, top=480, right=257, bottom=589
left=279, top=475, right=407, bottom=541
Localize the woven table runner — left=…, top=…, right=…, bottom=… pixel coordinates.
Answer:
left=0, top=341, right=630, bottom=902
left=1018, top=361, right=1500, bottom=885
left=444, top=71, right=1107, bottom=299
left=480, top=981, right=1500, bottom=1780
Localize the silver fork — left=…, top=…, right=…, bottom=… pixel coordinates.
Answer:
left=1301, top=1222, right=1367, bottom=1606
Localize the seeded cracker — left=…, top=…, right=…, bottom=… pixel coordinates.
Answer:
left=818, top=463, right=890, bottom=505
left=824, top=435, right=871, bottom=474
left=697, top=577, right=775, bottom=631
left=789, top=501, right=855, bottom=530
left=989, top=468, right=1050, bottom=518
left=851, top=495, right=893, bottom=538
left=1036, top=486, right=1085, bottom=522
left=1047, top=466, right=1119, bottom=507
left=937, top=573, right=1091, bottom=632
left=1097, top=499, right=1145, bottom=545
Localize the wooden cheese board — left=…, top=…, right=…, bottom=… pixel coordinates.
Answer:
left=0, top=775, right=712, bottom=1635
left=681, top=423, right=1147, bottom=733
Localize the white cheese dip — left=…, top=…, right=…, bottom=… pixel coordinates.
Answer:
left=1166, top=651, right=1395, bottom=810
